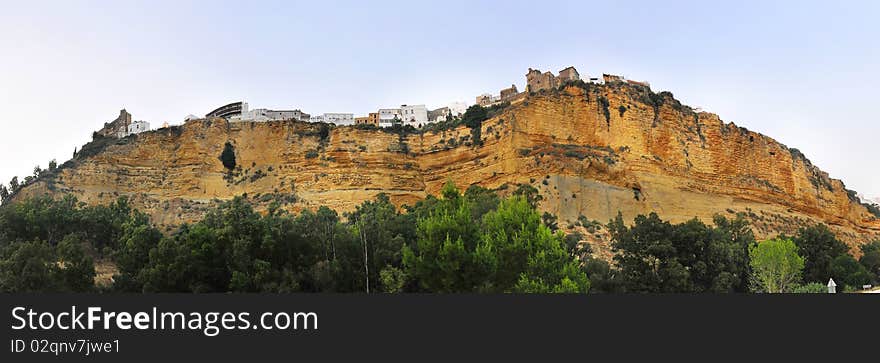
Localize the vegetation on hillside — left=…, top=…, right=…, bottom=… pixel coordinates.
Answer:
left=1, top=182, right=877, bottom=293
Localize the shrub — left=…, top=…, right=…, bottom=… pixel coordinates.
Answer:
left=598, top=96, right=611, bottom=124
left=863, top=202, right=880, bottom=218
left=305, top=150, right=319, bottom=159
left=791, top=282, right=826, bottom=293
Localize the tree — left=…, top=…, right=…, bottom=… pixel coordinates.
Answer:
left=113, top=222, right=163, bottom=291
left=792, top=224, right=848, bottom=283
left=379, top=265, right=406, bottom=293
left=403, top=182, right=486, bottom=292
left=541, top=212, right=558, bottom=232
left=563, top=231, right=588, bottom=259
left=55, top=234, right=96, bottom=292
left=464, top=185, right=499, bottom=221
left=0, top=240, right=57, bottom=292
left=346, top=193, right=414, bottom=292
left=403, top=184, right=588, bottom=293
left=33, top=166, right=42, bottom=178
left=609, top=212, right=686, bottom=292
left=483, top=197, right=589, bottom=293
left=8, top=176, right=19, bottom=193
left=48, top=159, right=57, bottom=172
left=512, top=184, right=542, bottom=208
left=462, top=105, right=488, bottom=145
left=829, top=254, right=871, bottom=290
left=707, top=214, right=755, bottom=292
left=0, top=184, right=8, bottom=203
left=859, top=241, right=880, bottom=283
left=749, top=239, right=804, bottom=293
left=461, top=105, right=487, bottom=129
left=582, top=258, right=622, bottom=293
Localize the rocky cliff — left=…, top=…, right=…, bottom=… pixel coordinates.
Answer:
left=14, top=82, right=880, bottom=254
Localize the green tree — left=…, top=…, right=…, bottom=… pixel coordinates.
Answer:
left=464, top=185, right=500, bottom=221
left=346, top=193, right=414, bottom=292
left=749, top=239, right=804, bottom=293
left=403, top=182, right=486, bottom=292
left=484, top=197, right=589, bottom=293
left=379, top=265, right=406, bottom=293
left=829, top=254, right=871, bottom=290
left=0, top=195, right=80, bottom=245
left=859, top=241, right=880, bottom=283
left=581, top=258, right=621, bottom=293
left=610, top=212, right=687, bottom=292
left=461, top=105, right=487, bottom=129
left=461, top=105, right=488, bottom=145
left=48, top=159, right=58, bottom=172
left=563, top=231, right=588, bottom=259
left=0, top=240, right=57, bottom=292
left=792, top=224, right=848, bottom=283
left=404, top=184, right=589, bottom=293
left=512, top=184, right=542, bottom=208
left=8, top=176, right=19, bottom=193
left=0, top=184, right=8, bottom=203
left=708, top=214, right=755, bottom=292
left=55, top=234, right=96, bottom=292
left=113, top=222, right=163, bottom=291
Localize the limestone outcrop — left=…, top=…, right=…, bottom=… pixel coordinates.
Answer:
left=14, top=82, right=880, bottom=252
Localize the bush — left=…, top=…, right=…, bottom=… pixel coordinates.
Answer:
left=829, top=254, right=872, bottom=289
left=791, top=282, right=826, bottom=293
left=598, top=96, right=611, bottom=124
left=305, top=150, right=319, bottom=159
left=864, top=202, right=880, bottom=218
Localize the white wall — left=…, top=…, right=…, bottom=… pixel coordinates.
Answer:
left=400, top=104, right=427, bottom=125
left=378, top=108, right=402, bottom=122
left=324, top=113, right=354, bottom=125
left=127, top=121, right=150, bottom=135
left=447, top=101, right=468, bottom=117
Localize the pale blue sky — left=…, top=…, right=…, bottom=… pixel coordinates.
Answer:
left=0, top=0, right=877, bottom=199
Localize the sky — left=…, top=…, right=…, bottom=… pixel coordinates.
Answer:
left=0, top=0, right=877, bottom=199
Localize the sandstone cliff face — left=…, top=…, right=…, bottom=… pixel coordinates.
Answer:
left=15, top=83, right=880, bottom=252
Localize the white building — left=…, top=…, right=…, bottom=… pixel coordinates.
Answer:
left=400, top=104, right=428, bottom=126
left=378, top=108, right=402, bottom=125
left=377, top=105, right=427, bottom=127
left=322, top=113, right=354, bottom=126
left=240, top=108, right=309, bottom=122
left=233, top=101, right=310, bottom=122
left=127, top=121, right=150, bottom=135
left=476, top=93, right=501, bottom=107
left=447, top=102, right=468, bottom=117
left=265, top=109, right=309, bottom=121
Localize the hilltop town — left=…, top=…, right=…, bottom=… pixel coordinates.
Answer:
left=95, top=66, right=651, bottom=136
left=5, top=63, right=871, bottom=249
